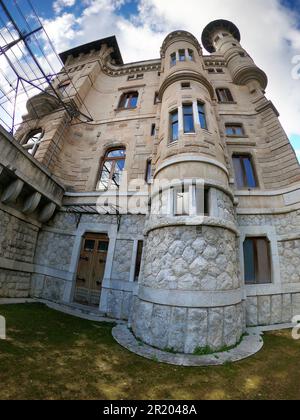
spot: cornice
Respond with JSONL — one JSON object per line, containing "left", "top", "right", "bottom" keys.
{"left": 158, "top": 70, "right": 215, "bottom": 99}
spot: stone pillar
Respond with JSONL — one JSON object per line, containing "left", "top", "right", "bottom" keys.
{"left": 131, "top": 30, "right": 245, "bottom": 354}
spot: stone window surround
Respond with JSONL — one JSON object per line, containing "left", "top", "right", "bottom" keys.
{"left": 239, "top": 225, "right": 281, "bottom": 297}
{"left": 63, "top": 222, "right": 144, "bottom": 312}
{"left": 230, "top": 150, "right": 262, "bottom": 191}
{"left": 150, "top": 179, "right": 234, "bottom": 218}
{"left": 170, "top": 48, "right": 195, "bottom": 67}
{"left": 168, "top": 98, "right": 209, "bottom": 143}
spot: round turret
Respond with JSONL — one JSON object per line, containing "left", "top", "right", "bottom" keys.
{"left": 202, "top": 20, "right": 268, "bottom": 91}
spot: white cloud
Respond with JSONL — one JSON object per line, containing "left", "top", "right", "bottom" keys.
{"left": 5, "top": 0, "right": 300, "bottom": 139}
{"left": 53, "top": 0, "right": 76, "bottom": 14}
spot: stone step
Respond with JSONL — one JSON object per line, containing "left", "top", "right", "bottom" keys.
{"left": 40, "top": 299, "right": 124, "bottom": 324}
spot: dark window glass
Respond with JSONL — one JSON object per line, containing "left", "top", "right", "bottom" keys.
{"left": 188, "top": 49, "right": 194, "bottom": 61}
{"left": 232, "top": 155, "right": 257, "bottom": 188}
{"left": 198, "top": 102, "right": 207, "bottom": 130}
{"left": 134, "top": 241, "right": 144, "bottom": 281}
{"left": 244, "top": 238, "right": 271, "bottom": 284}
{"left": 98, "top": 241, "right": 109, "bottom": 252}
{"left": 119, "top": 92, "right": 138, "bottom": 109}
{"left": 226, "top": 124, "right": 245, "bottom": 136}
{"left": 195, "top": 187, "right": 209, "bottom": 216}
{"left": 84, "top": 240, "right": 95, "bottom": 252}
{"left": 170, "top": 53, "right": 176, "bottom": 67}
{"left": 98, "top": 148, "right": 126, "bottom": 191}
{"left": 183, "top": 104, "right": 195, "bottom": 133}
{"left": 170, "top": 110, "right": 179, "bottom": 142}
{"left": 151, "top": 124, "right": 156, "bottom": 136}
{"left": 145, "top": 159, "right": 152, "bottom": 184}
{"left": 179, "top": 49, "right": 186, "bottom": 61}
{"left": 181, "top": 82, "right": 190, "bottom": 89}
{"left": 216, "top": 88, "right": 234, "bottom": 103}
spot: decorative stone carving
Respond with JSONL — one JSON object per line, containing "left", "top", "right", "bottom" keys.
{"left": 1, "top": 179, "right": 24, "bottom": 204}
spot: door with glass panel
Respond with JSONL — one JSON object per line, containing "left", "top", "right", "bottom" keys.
{"left": 74, "top": 233, "right": 109, "bottom": 307}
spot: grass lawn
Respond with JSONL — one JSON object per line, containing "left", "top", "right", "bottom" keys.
{"left": 0, "top": 303, "right": 299, "bottom": 400}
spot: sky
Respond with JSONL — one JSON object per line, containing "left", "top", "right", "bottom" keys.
{"left": 3, "top": 0, "right": 300, "bottom": 158}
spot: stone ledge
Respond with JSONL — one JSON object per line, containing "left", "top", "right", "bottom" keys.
{"left": 112, "top": 324, "right": 264, "bottom": 366}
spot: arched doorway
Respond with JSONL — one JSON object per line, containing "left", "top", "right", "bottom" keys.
{"left": 74, "top": 233, "right": 109, "bottom": 307}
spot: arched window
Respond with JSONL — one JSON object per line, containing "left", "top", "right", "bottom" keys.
{"left": 216, "top": 88, "right": 234, "bottom": 103}
{"left": 118, "top": 91, "right": 138, "bottom": 109}
{"left": 23, "top": 129, "right": 43, "bottom": 156}
{"left": 97, "top": 148, "right": 126, "bottom": 191}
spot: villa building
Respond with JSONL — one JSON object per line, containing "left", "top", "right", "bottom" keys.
{"left": 1, "top": 20, "right": 300, "bottom": 353}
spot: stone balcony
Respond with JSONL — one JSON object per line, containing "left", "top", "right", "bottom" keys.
{"left": 0, "top": 125, "right": 65, "bottom": 223}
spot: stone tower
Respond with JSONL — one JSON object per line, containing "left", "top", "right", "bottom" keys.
{"left": 131, "top": 27, "right": 244, "bottom": 353}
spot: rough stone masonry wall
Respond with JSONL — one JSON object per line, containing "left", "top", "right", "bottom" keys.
{"left": 32, "top": 211, "right": 146, "bottom": 317}
{"left": 132, "top": 225, "right": 245, "bottom": 353}
{"left": 0, "top": 207, "right": 39, "bottom": 298}
{"left": 238, "top": 210, "right": 300, "bottom": 325}
{"left": 131, "top": 298, "right": 245, "bottom": 353}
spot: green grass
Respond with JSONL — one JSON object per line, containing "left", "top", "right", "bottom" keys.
{"left": 0, "top": 303, "right": 300, "bottom": 400}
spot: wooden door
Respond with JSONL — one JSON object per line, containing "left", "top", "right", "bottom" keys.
{"left": 74, "top": 233, "right": 109, "bottom": 307}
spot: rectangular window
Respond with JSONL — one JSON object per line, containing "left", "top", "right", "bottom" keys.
{"left": 136, "top": 74, "right": 144, "bottom": 79}
{"left": 134, "top": 241, "right": 144, "bottom": 282}
{"left": 170, "top": 53, "right": 176, "bottom": 67}
{"left": 145, "top": 159, "right": 152, "bottom": 183}
{"left": 179, "top": 49, "right": 186, "bottom": 62}
{"left": 154, "top": 91, "right": 160, "bottom": 104}
{"left": 244, "top": 237, "right": 271, "bottom": 284}
{"left": 188, "top": 49, "right": 194, "bottom": 61}
{"left": 151, "top": 124, "right": 156, "bottom": 136}
{"left": 181, "top": 82, "right": 191, "bottom": 89}
{"left": 183, "top": 104, "right": 195, "bottom": 133}
{"left": 174, "top": 185, "right": 189, "bottom": 216}
{"left": 233, "top": 155, "right": 257, "bottom": 188}
{"left": 216, "top": 88, "right": 234, "bottom": 103}
{"left": 198, "top": 102, "right": 207, "bottom": 130}
{"left": 226, "top": 124, "right": 245, "bottom": 136}
{"left": 195, "top": 187, "right": 209, "bottom": 216}
{"left": 170, "top": 110, "right": 179, "bottom": 142}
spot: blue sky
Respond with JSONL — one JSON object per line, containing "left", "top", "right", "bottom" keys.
{"left": 3, "top": 0, "right": 300, "bottom": 157}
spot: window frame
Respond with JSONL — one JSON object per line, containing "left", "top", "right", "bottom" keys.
{"left": 225, "top": 123, "right": 245, "bottom": 137}
{"left": 145, "top": 159, "right": 152, "bottom": 184}
{"left": 183, "top": 103, "right": 195, "bottom": 134}
{"left": 197, "top": 101, "right": 208, "bottom": 130}
{"left": 216, "top": 88, "right": 234, "bottom": 103}
{"left": 118, "top": 91, "right": 139, "bottom": 110}
{"left": 232, "top": 154, "right": 258, "bottom": 189}
{"left": 134, "top": 240, "right": 144, "bottom": 282}
{"left": 178, "top": 49, "right": 186, "bottom": 62}
{"left": 97, "top": 147, "right": 126, "bottom": 191}
{"left": 243, "top": 237, "right": 272, "bottom": 285}
{"left": 187, "top": 49, "right": 194, "bottom": 61}
{"left": 22, "top": 129, "right": 44, "bottom": 157}
{"left": 170, "top": 52, "right": 176, "bottom": 67}
{"left": 151, "top": 123, "right": 156, "bottom": 137}
{"left": 169, "top": 109, "right": 179, "bottom": 143}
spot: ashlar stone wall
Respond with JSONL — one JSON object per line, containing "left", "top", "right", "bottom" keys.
{"left": 0, "top": 208, "right": 39, "bottom": 298}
